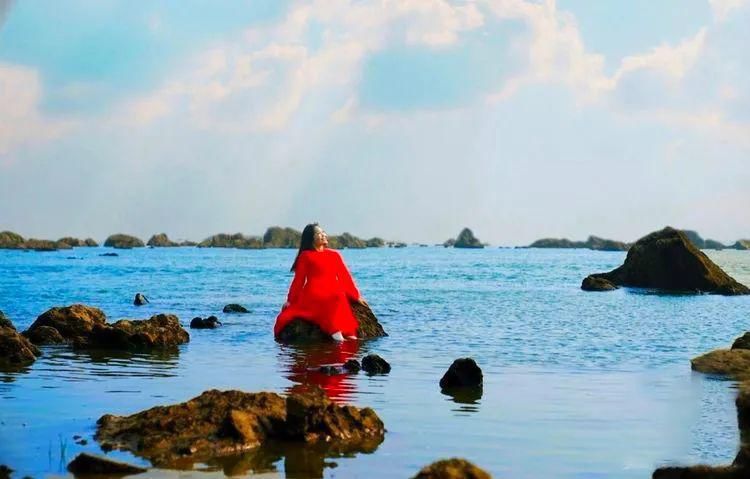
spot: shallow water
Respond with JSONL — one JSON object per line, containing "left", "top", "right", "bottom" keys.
{"left": 1, "top": 247, "right": 749, "bottom": 478}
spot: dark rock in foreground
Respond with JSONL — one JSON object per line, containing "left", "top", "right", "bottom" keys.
{"left": 147, "top": 233, "right": 179, "bottom": 247}
{"left": 361, "top": 354, "right": 391, "bottom": 374}
{"left": 190, "top": 316, "right": 221, "bottom": 329}
{"left": 732, "top": 333, "right": 750, "bottom": 351}
{"left": 67, "top": 452, "right": 147, "bottom": 475}
{"left": 275, "top": 301, "right": 387, "bottom": 343}
{"left": 23, "top": 304, "right": 189, "bottom": 351}
{"left": 586, "top": 227, "right": 749, "bottom": 295}
{"left": 133, "top": 293, "right": 149, "bottom": 306}
{"left": 581, "top": 275, "right": 618, "bottom": 291}
{"left": 104, "top": 234, "right": 145, "bottom": 249}
{"left": 0, "top": 313, "right": 41, "bottom": 366}
{"left": 343, "top": 359, "right": 361, "bottom": 373}
{"left": 0, "top": 465, "right": 13, "bottom": 479}
{"left": 223, "top": 303, "right": 250, "bottom": 314}
{"left": 440, "top": 358, "right": 483, "bottom": 390}
{"left": 96, "top": 387, "right": 384, "bottom": 468}
{"left": 412, "top": 458, "right": 492, "bottom": 479}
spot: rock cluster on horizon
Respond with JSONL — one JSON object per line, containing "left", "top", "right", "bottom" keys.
{"left": 104, "top": 234, "right": 145, "bottom": 249}
{"left": 529, "top": 235, "right": 630, "bottom": 251}
{"left": 0, "top": 231, "right": 98, "bottom": 251}
{"left": 444, "top": 228, "right": 484, "bottom": 248}
{"left": 23, "top": 304, "right": 189, "bottom": 351}
{"left": 95, "top": 387, "right": 384, "bottom": 468}
{"left": 582, "top": 227, "right": 749, "bottom": 295}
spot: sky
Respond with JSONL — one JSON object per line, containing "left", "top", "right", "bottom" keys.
{"left": 0, "top": 0, "right": 748, "bottom": 245}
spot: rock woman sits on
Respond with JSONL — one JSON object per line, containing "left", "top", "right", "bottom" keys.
{"left": 274, "top": 223, "right": 368, "bottom": 341}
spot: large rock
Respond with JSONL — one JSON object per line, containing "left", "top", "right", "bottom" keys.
{"left": 586, "top": 227, "right": 749, "bottom": 295}
{"left": 529, "top": 235, "right": 630, "bottom": 251}
{"left": 0, "top": 231, "right": 25, "bottom": 249}
{"left": 0, "top": 314, "right": 41, "bottom": 366}
{"left": 147, "top": 233, "right": 179, "bottom": 247}
{"left": 57, "top": 237, "right": 98, "bottom": 248}
{"left": 190, "top": 316, "right": 221, "bottom": 329}
{"left": 440, "top": 358, "right": 483, "bottom": 390}
{"left": 731, "top": 240, "right": 750, "bottom": 251}
{"left": 199, "top": 233, "right": 263, "bottom": 249}
{"left": 23, "top": 305, "right": 189, "bottom": 351}
{"left": 365, "top": 237, "right": 385, "bottom": 248}
{"left": 104, "top": 234, "right": 145, "bottom": 249}
{"left": 581, "top": 275, "right": 618, "bottom": 291}
{"left": 453, "top": 228, "right": 484, "bottom": 249}
{"left": 67, "top": 453, "right": 147, "bottom": 475}
{"left": 691, "top": 349, "right": 750, "bottom": 381}
{"left": 275, "top": 301, "right": 387, "bottom": 343}
{"left": 96, "top": 387, "right": 384, "bottom": 468}
{"left": 223, "top": 303, "right": 250, "bottom": 314}
{"left": 412, "top": 458, "right": 492, "bottom": 479}
{"left": 328, "top": 233, "right": 367, "bottom": 249}
{"left": 361, "top": 354, "right": 391, "bottom": 374}
{"left": 262, "top": 227, "right": 301, "bottom": 248}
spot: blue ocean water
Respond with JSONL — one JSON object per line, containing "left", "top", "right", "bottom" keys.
{"left": 1, "top": 246, "right": 749, "bottom": 478}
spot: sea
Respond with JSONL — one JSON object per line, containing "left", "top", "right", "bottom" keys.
{"left": 1, "top": 246, "right": 749, "bottom": 478}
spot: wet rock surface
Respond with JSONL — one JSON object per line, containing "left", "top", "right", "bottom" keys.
{"left": 96, "top": 387, "right": 384, "bottom": 468}
{"left": 23, "top": 305, "right": 189, "bottom": 351}
{"left": 361, "top": 354, "right": 391, "bottom": 374}
{"left": 191, "top": 316, "right": 222, "bottom": 329}
{"left": 343, "top": 359, "right": 361, "bottom": 373}
{"left": 412, "top": 458, "right": 492, "bottom": 479}
{"left": 276, "top": 301, "right": 387, "bottom": 343}
{"left": 67, "top": 452, "right": 147, "bottom": 475}
{"left": 440, "top": 358, "right": 483, "bottom": 390}
{"left": 223, "top": 304, "right": 250, "bottom": 314}
{"left": 0, "top": 314, "right": 41, "bottom": 366}
{"left": 581, "top": 275, "right": 618, "bottom": 291}
{"left": 586, "top": 227, "right": 749, "bottom": 295}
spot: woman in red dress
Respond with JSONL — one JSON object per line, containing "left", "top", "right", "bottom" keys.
{"left": 274, "top": 223, "right": 368, "bottom": 341}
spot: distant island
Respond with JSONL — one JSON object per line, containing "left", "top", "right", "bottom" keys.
{"left": 444, "top": 228, "right": 484, "bottom": 248}
{"left": 527, "top": 230, "right": 749, "bottom": 251}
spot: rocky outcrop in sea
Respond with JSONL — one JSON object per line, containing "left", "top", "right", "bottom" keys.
{"left": 0, "top": 311, "right": 41, "bottom": 366}
{"left": 147, "top": 233, "right": 179, "bottom": 247}
{"left": 412, "top": 458, "right": 492, "bottom": 479}
{"left": 582, "top": 227, "right": 749, "bottom": 295}
{"left": 199, "top": 233, "right": 263, "bottom": 249}
{"left": 529, "top": 235, "right": 630, "bottom": 251}
{"left": 262, "top": 226, "right": 301, "bottom": 248}
{"left": 275, "top": 301, "right": 387, "bottom": 343}
{"left": 444, "top": 228, "right": 484, "bottom": 248}
{"left": 104, "top": 234, "right": 145, "bottom": 249}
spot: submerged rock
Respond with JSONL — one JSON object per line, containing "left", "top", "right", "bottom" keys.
{"left": 581, "top": 275, "right": 618, "bottom": 291}
{"left": 67, "top": 452, "right": 147, "bottom": 475}
{"left": 585, "top": 227, "right": 749, "bottom": 295}
{"left": 100, "top": 252, "right": 119, "bottom": 257}
{"left": 133, "top": 293, "right": 149, "bottom": 306}
{"left": 23, "top": 305, "right": 189, "bottom": 351}
{"left": 361, "top": 354, "right": 391, "bottom": 374}
{"left": 96, "top": 387, "right": 384, "bottom": 468}
{"left": 0, "top": 314, "right": 41, "bottom": 366}
{"left": 190, "top": 316, "right": 221, "bottom": 329}
{"left": 104, "top": 234, "right": 145, "bottom": 249}
{"left": 276, "top": 301, "right": 387, "bottom": 343}
{"left": 412, "top": 458, "right": 492, "bottom": 479}
{"left": 343, "top": 359, "right": 361, "bottom": 373}
{"left": 223, "top": 304, "right": 250, "bottom": 314}
{"left": 147, "top": 233, "right": 179, "bottom": 247}
{"left": 440, "top": 358, "right": 483, "bottom": 390}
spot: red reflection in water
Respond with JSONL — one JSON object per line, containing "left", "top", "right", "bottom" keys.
{"left": 281, "top": 340, "right": 360, "bottom": 404}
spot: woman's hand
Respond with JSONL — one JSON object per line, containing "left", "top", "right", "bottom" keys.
{"left": 282, "top": 301, "right": 290, "bottom": 310}
{"left": 357, "top": 297, "right": 368, "bottom": 307}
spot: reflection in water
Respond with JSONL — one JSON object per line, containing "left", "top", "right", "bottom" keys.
{"left": 33, "top": 346, "right": 180, "bottom": 381}
{"left": 441, "top": 387, "right": 483, "bottom": 414}
{"left": 205, "top": 437, "right": 383, "bottom": 479}
{"left": 277, "top": 341, "right": 360, "bottom": 403}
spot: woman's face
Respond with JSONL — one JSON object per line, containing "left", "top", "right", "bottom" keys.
{"left": 313, "top": 226, "right": 328, "bottom": 248}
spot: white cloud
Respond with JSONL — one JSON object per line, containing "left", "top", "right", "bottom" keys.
{"left": 613, "top": 29, "right": 707, "bottom": 84}
{"left": 709, "top": 0, "right": 749, "bottom": 21}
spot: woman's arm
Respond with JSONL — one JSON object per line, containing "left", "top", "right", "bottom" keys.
{"left": 335, "top": 251, "right": 361, "bottom": 302}
{"left": 286, "top": 254, "right": 307, "bottom": 304}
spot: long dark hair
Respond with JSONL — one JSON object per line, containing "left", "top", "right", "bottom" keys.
{"left": 291, "top": 223, "right": 318, "bottom": 272}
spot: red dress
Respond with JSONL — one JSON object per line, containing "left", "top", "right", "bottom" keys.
{"left": 274, "top": 249, "right": 361, "bottom": 337}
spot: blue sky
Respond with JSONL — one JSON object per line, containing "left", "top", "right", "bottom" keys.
{"left": 0, "top": 0, "right": 748, "bottom": 244}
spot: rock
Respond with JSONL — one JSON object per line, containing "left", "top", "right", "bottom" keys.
{"left": 452, "top": 228, "right": 483, "bottom": 249}
{"left": 262, "top": 227, "right": 301, "bottom": 248}
{"left": 100, "top": 252, "right": 119, "bottom": 257}
{"left": 732, "top": 333, "right": 750, "bottom": 350}
{"left": 223, "top": 304, "right": 250, "bottom": 314}
{"left": 443, "top": 238, "right": 456, "bottom": 248}
{"left": 529, "top": 235, "right": 630, "bottom": 251}
{"left": 581, "top": 275, "right": 619, "bottom": 291}
{"left": 412, "top": 458, "right": 492, "bottom": 479}
{"left": 146, "top": 233, "right": 179, "bottom": 247}
{"left": 67, "top": 452, "right": 147, "bottom": 475}
{"left": 0, "top": 231, "right": 25, "bottom": 249}
{"left": 730, "top": 240, "right": 750, "bottom": 251}
{"left": 328, "top": 233, "right": 367, "bottom": 249}
{"left": 95, "top": 388, "right": 384, "bottom": 468}
{"left": 343, "top": 359, "right": 361, "bottom": 373}
{"left": 440, "top": 358, "right": 483, "bottom": 390}
{"left": 389, "top": 241, "right": 407, "bottom": 248}
{"left": 24, "top": 238, "right": 69, "bottom": 251}
{"left": 691, "top": 349, "right": 750, "bottom": 381}
{"left": 276, "top": 301, "right": 387, "bottom": 343}
{"left": 179, "top": 240, "right": 197, "bottom": 246}
{"left": 703, "top": 239, "right": 726, "bottom": 250}
{"left": 57, "top": 237, "right": 98, "bottom": 248}
{"left": 199, "top": 233, "right": 262, "bottom": 249}
{"left": 0, "top": 465, "right": 12, "bottom": 479}
{"left": 586, "top": 227, "right": 750, "bottom": 295}
{"left": 1, "top": 315, "right": 41, "bottom": 366}
{"left": 318, "top": 365, "right": 341, "bottom": 375}
{"left": 133, "top": 293, "right": 149, "bottom": 306}
{"left": 365, "top": 237, "right": 385, "bottom": 248}
{"left": 190, "top": 316, "right": 221, "bottom": 329}
{"left": 104, "top": 234, "right": 145, "bottom": 249}
{"left": 680, "top": 230, "right": 707, "bottom": 249}
{"left": 361, "top": 354, "right": 391, "bottom": 374}
{"left": 24, "top": 305, "right": 189, "bottom": 351}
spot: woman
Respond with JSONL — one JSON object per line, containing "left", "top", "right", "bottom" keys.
{"left": 274, "top": 223, "right": 367, "bottom": 341}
